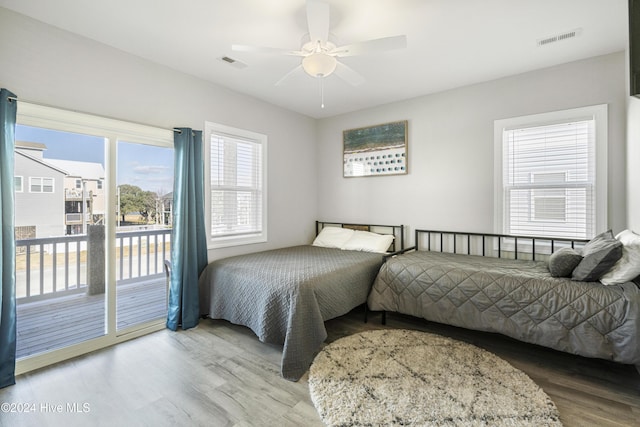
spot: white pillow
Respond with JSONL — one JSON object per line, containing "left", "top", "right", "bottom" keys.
{"left": 341, "top": 230, "right": 394, "bottom": 253}
{"left": 312, "top": 227, "right": 355, "bottom": 249}
{"left": 600, "top": 229, "right": 640, "bottom": 285}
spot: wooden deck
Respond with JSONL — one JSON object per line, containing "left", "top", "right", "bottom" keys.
{"left": 16, "top": 275, "right": 167, "bottom": 359}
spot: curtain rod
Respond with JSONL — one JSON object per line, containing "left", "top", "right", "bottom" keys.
{"left": 6, "top": 96, "right": 184, "bottom": 133}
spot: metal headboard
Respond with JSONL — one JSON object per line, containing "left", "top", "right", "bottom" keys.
{"left": 316, "top": 221, "right": 405, "bottom": 252}
{"left": 414, "top": 229, "right": 589, "bottom": 261}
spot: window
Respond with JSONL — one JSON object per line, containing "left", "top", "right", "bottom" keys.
{"left": 97, "top": 179, "right": 103, "bottom": 190}
{"left": 14, "top": 176, "right": 23, "bottom": 192}
{"left": 29, "top": 177, "right": 54, "bottom": 193}
{"left": 494, "top": 105, "right": 607, "bottom": 240}
{"left": 205, "top": 121, "right": 267, "bottom": 248}
{"left": 75, "top": 179, "right": 82, "bottom": 189}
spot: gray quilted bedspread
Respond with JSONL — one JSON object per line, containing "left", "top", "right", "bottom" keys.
{"left": 368, "top": 251, "right": 640, "bottom": 366}
{"left": 198, "top": 245, "right": 385, "bottom": 380}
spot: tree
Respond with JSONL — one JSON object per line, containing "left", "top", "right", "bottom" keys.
{"left": 138, "top": 190, "right": 157, "bottom": 221}
{"left": 118, "top": 184, "right": 158, "bottom": 223}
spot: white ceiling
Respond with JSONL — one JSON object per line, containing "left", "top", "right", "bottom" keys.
{"left": 0, "top": 0, "right": 628, "bottom": 119}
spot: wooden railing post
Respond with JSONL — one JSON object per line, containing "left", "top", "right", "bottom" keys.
{"left": 87, "top": 225, "right": 105, "bottom": 295}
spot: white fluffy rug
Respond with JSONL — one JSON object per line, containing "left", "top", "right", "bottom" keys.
{"left": 309, "top": 329, "right": 563, "bottom": 426}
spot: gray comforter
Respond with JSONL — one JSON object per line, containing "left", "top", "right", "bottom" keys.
{"left": 368, "top": 251, "right": 640, "bottom": 367}
{"left": 198, "top": 245, "right": 385, "bottom": 380}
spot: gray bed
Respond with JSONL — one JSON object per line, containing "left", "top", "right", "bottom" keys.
{"left": 367, "top": 230, "right": 640, "bottom": 370}
{"left": 198, "top": 222, "right": 404, "bottom": 381}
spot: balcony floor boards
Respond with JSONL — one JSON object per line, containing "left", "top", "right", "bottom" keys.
{"left": 16, "top": 276, "right": 166, "bottom": 358}
{"left": 2, "top": 307, "right": 639, "bottom": 426}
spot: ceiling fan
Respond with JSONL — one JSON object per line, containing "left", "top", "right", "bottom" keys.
{"left": 232, "top": 0, "right": 407, "bottom": 107}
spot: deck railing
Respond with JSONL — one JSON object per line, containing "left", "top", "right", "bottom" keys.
{"left": 15, "top": 226, "right": 172, "bottom": 303}
{"left": 116, "top": 228, "right": 172, "bottom": 284}
{"left": 16, "top": 234, "right": 87, "bottom": 300}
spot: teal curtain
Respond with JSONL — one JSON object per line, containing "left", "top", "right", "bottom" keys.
{"left": 166, "top": 128, "right": 208, "bottom": 330}
{"left": 0, "top": 89, "right": 17, "bottom": 388}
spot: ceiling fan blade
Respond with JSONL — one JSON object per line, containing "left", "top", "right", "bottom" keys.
{"left": 334, "top": 62, "right": 365, "bottom": 86}
{"left": 232, "top": 44, "right": 304, "bottom": 56}
{"left": 306, "top": 0, "right": 330, "bottom": 45}
{"left": 275, "top": 65, "right": 304, "bottom": 86}
{"left": 332, "top": 35, "right": 407, "bottom": 57}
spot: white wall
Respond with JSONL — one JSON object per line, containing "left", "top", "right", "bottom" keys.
{"left": 628, "top": 97, "right": 640, "bottom": 231}
{"left": 627, "top": 20, "right": 640, "bottom": 234}
{"left": 1, "top": 7, "right": 629, "bottom": 251}
{"left": 624, "top": 16, "right": 639, "bottom": 234}
{"left": 0, "top": 7, "right": 317, "bottom": 260}
{"left": 317, "top": 52, "right": 627, "bottom": 244}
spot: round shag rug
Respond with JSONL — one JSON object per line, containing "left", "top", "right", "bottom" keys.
{"left": 309, "top": 329, "right": 563, "bottom": 426}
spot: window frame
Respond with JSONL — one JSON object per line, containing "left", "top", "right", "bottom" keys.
{"left": 29, "top": 176, "right": 55, "bottom": 193}
{"left": 204, "top": 121, "right": 268, "bottom": 249}
{"left": 14, "top": 175, "right": 23, "bottom": 192}
{"left": 493, "top": 104, "right": 608, "bottom": 240}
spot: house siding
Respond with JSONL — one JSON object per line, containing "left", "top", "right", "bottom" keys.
{"left": 14, "top": 153, "right": 65, "bottom": 238}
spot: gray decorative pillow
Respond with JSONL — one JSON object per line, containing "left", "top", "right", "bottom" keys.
{"left": 572, "top": 230, "right": 623, "bottom": 282}
{"left": 548, "top": 247, "right": 583, "bottom": 277}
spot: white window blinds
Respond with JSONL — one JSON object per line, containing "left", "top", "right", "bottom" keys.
{"left": 209, "top": 132, "right": 263, "bottom": 239}
{"left": 502, "top": 119, "right": 596, "bottom": 239}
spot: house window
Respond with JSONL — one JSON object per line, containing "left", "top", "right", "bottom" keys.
{"left": 75, "top": 179, "right": 82, "bottom": 189}
{"left": 205, "top": 121, "right": 267, "bottom": 248}
{"left": 29, "top": 177, "right": 54, "bottom": 193}
{"left": 97, "top": 179, "right": 103, "bottom": 190}
{"left": 14, "top": 176, "right": 23, "bottom": 192}
{"left": 494, "top": 105, "right": 607, "bottom": 240}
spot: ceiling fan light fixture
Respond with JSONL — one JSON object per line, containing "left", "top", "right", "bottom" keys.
{"left": 302, "top": 52, "right": 337, "bottom": 77}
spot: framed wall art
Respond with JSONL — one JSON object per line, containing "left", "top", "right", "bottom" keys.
{"left": 343, "top": 120, "right": 408, "bottom": 177}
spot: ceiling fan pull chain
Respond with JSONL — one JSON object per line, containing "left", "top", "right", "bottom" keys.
{"left": 320, "top": 77, "right": 325, "bottom": 109}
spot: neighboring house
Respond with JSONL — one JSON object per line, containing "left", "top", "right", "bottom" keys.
{"left": 14, "top": 141, "right": 106, "bottom": 237}
{"left": 46, "top": 158, "right": 106, "bottom": 235}
{"left": 14, "top": 142, "right": 66, "bottom": 239}
{"left": 160, "top": 191, "right": 172, "bottom": 226}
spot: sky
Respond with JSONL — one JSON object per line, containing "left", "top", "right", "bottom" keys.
{"left": 16, "top": 125, "right": 174, "bottom": 195}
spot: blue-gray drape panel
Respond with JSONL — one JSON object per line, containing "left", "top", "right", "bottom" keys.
{"left": 0, "top": 89, "right": 17, "bottom": 388}
{"left": 166, "top": 128, "right": 208, "bottom": 330}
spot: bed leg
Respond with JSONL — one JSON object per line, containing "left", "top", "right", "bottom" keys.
{"left": 381, "top": 311, "right": 386, "bottom": 325}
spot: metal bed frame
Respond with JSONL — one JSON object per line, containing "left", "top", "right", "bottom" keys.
{"left": 316, "top": 220, "right": 405, "bottom": 323}
{"left": 316, "top": 220, "right": 405, "bottom": 253}
{"left": 376, "top": 229, "right": 590, "bottom": 324}
{"left": 413, "top": 229, "right": 589, "bottom": 261}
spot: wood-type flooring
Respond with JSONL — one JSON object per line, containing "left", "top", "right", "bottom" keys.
{"left": 1, "top": 306, "right": 638, "bottom": 426}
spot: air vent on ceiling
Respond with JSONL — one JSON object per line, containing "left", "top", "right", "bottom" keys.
{"left": 219, "top": 56, "right": 247, "bottom": 69}
{"left": 537, "top": 28, "right": 582, "bottom": 47}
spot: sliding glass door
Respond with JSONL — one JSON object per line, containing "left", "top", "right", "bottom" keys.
{"left": 14, "top": 125, "right": 107, "bottom": 358}
{"left": 14, "top": 102, "right": 174, "bottom": 373}
{"left": 115, "top": 141, "right": 174, "bottom": 332}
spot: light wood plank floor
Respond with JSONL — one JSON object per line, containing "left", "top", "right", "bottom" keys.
{"left": 1, "top": 306, "right": 638, "bottom": 426}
